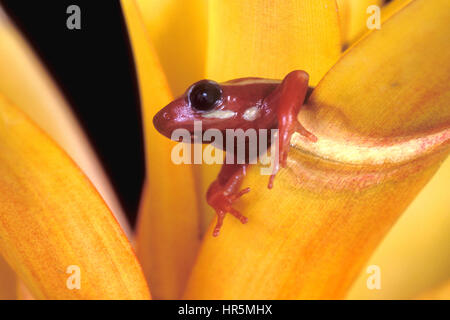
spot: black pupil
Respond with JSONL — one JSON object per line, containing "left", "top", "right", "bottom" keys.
{"left": 189, "top": 81, "right": 221, "bottom": 111}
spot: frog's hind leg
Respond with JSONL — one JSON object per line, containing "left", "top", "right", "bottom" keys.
{"left": 207, "top": 162, "right": 250, "bottom": 237}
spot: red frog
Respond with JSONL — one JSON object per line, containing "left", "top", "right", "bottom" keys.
{"left": 153, "top": 70, "right": 317, "bottom": 236}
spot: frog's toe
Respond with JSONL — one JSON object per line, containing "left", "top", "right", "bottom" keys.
{"left": 229, "top": 207, "right": 248, "bottom": 224}
{"left": 230, "top": 187, "right": 250, "bottom": 201}
{"left": 210, "top": 191, "right": 249, "bottom": 236}
{"left": 296, "top": 122, "right": 317, "bottom": 142}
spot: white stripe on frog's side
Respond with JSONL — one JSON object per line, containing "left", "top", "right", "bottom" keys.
{"left": 242, "top": 106, "right": 261, "bottom": 121}
{"left": 201, "top": 110, "right": 237, "bottom": 119}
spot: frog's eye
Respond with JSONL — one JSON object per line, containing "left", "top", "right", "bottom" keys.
{"left": 187, "top": 80, "right": 222, "bottom": 111}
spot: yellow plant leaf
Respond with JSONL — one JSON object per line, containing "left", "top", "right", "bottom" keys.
{"left": 17, "top": 280, "right": 34, "bottom": 300}
{"left": 0, "top": 7, "right": 130, "bottom": 236}
{"left": 135, "top": 0, "right": 208, "bottom": 96}
{"left": 380, "top": 0, "right": 413, "bottom": 23}
{"left": 195, "top": 0, "right": 343, "bottom": 236}
{"left": 185, "top": 149, "right": 448, "bottom": 299}
{"left": 416, "top": 280, "right": 450, "bottom": 300}
{"left": 132, "top": 0, "right": 212, "bottom": 235}
{"left": 347, "top": 157, "right": 450, "bottom": 299}
{"left": 0, "top": 256, "right": 15, "bottom": 299}
{"left": 207, "top": 0, "right": 341, "bottom": 86}
{"left": 344, "top": 0, "right": 414, "bottom": 50}
{"left": 307, "top": 0, "right": 450, "bottom": 138}
{"left": 121, "top": 0, "right": 201, "bottom": 299}
{"left": 337, "top": 0, "right": 384, "bottom": 46}
{"left": 0, "top": 95, "right": 150, "bottom": 299}
{"left": 183, "top": 0, "right": 450, "bottom": 299}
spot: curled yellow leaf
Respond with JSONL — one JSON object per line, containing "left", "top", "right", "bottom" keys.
{"left": 135, "top": 0, "right": 208, "bottom": 96}
{"left": 121, "top": 0, "right": 201, "bottom": 299}
{"left": 0, "top": 95, "right": 150, "bottom": 299}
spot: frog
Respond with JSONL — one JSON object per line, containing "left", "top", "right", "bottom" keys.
{"left": 153, "top": 70, "right": 317, "bottom": 236}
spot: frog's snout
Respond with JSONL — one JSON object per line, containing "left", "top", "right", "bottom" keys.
{"left": 153, "top": 108, "right": 172, "bottom": 138}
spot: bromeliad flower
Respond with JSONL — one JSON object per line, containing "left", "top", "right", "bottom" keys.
{"left": 0, "top": 0, "right": 449, "bottom": 300}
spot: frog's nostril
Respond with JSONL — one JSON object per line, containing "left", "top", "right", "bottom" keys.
{"left": 153, "top": 109, "right": 174, "bottom": 138}
{"left": 162, "top": 111, "right": 170, "bottom": 120}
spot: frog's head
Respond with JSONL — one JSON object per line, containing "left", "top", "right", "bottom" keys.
{"left": 153, "top": 80, "right": 223, "bottom": 139}
{"left": 153, "top": 78, "right": 278, "bottom": 141}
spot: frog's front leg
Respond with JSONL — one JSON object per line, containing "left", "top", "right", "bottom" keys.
{"left": 207, "top": 162, "right": 250, "bottom": 237}
{"left": 268, "top": 70, "right": 317, "bottom": 189}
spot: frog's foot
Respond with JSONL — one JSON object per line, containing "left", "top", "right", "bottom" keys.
{"left": 268, "top": 121, "right": 317, "bottom": 189}
{"left": 279, "top": 121, "right": 317, "bottom": 167}
{"left": 208, "top": 187, "right": 250, "bottom": 237}
{"left": 295, "top": 122, "right": 318, "bottom": 144}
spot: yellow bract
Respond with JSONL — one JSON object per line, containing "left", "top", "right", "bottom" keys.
{"left": 121, "top": 0, "right": 201, "bottom": 299}
{"left": 337, "top": 0, "right": 384, "bottom": 45}
{"left": 184, "top": 147, "right": 448, "bottom": 299}
{"left": 0, "top": 95, "right": 150, "bottom": 299}
{"left": 416, "top": 280, "right": 450, "bottom": 300}
{"left": 135, "top": 0, "right": 208, "bottom": 96}
{"left": 309, "top": 0, "right": 450, "bottom": 138}
{"left": 380, "top": 0, "right": 413, "bottom": 24}
{"left": 207, "top": 0, "right": 341, "bottom": 86}
{"left": 348, "top": 157, "right": 450, "bottom": 299}
{"left": 0, "top": 255, "right": 15, "bottom": 299}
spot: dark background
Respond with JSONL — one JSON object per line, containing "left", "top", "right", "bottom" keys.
{"left": 0, "top": 0, "right": 144, "bottom": 226}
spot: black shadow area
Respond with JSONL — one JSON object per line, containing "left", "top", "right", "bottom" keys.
{"left": 0, "top": 0, "right": 145, "bottom": 226}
